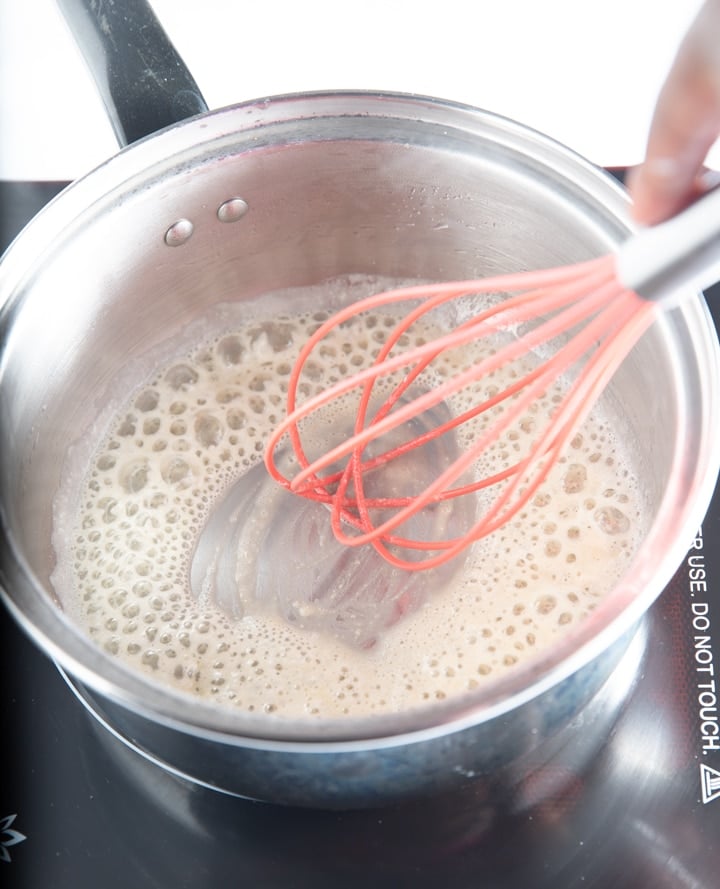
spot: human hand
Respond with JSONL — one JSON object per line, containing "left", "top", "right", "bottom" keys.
{"left": 627, "top": 0, "right": 720, "bottom": 225}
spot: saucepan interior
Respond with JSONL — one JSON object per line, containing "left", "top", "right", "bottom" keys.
{"left": 1, "top": 93, "right": 718, "bottom": 755}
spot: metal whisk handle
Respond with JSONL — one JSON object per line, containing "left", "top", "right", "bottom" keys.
{"left": 616, "top": 186, "right": 720, "bottom": 304}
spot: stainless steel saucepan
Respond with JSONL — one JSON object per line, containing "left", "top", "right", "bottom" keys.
{"left": 1, "top": 0, "right": 718, "bottom": 808}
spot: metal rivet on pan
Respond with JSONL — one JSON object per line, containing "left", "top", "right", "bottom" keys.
{"left": 217, "top": 197, "right": 249, "bottom": 223}
{"left": 164, "top": 218, "right": 194, "bottom": 246}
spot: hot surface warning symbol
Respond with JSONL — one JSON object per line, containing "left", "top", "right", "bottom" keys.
{"left": 700, "top": 763, "right": 720, "bottom": 804}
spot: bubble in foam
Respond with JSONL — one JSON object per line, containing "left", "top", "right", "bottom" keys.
{"left": 594, "top": 505, "right": 631, "bottom": 535}
{"left": 135, "top": 390, "right": 160, "bottom": 412}
{"left": 194, "top": 412, "right": 223, "bottom": 448}
{"left": 166, "top": 364, "right": 199, "bottom": 391}
{"left": 119, "top": 459, "right": 150, "bottom": 494}
{"left": 217, "top": 335, "right": 244, "bottom": 365}
{"left": 562, "top": 464, "right": 587, "bottom": 494}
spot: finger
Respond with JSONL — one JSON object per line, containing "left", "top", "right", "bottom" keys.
{"left": 629, "top": 1, "right": 720, "bottom": 224}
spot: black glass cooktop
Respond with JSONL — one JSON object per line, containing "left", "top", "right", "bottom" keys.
{"left": 2, "top": 178, "right": 720, "bottom": 889}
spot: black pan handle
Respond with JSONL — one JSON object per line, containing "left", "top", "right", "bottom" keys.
{"left": 56, "top": 0, "right": 208, "bottom": 147}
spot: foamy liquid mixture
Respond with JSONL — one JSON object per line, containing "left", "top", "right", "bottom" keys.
{"left": 51, "top": 276, "right": 646, "bottom": 718}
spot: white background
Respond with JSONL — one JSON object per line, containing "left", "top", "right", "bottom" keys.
{"left": 0, "top": 0, "right": 714, "bottom": 182}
